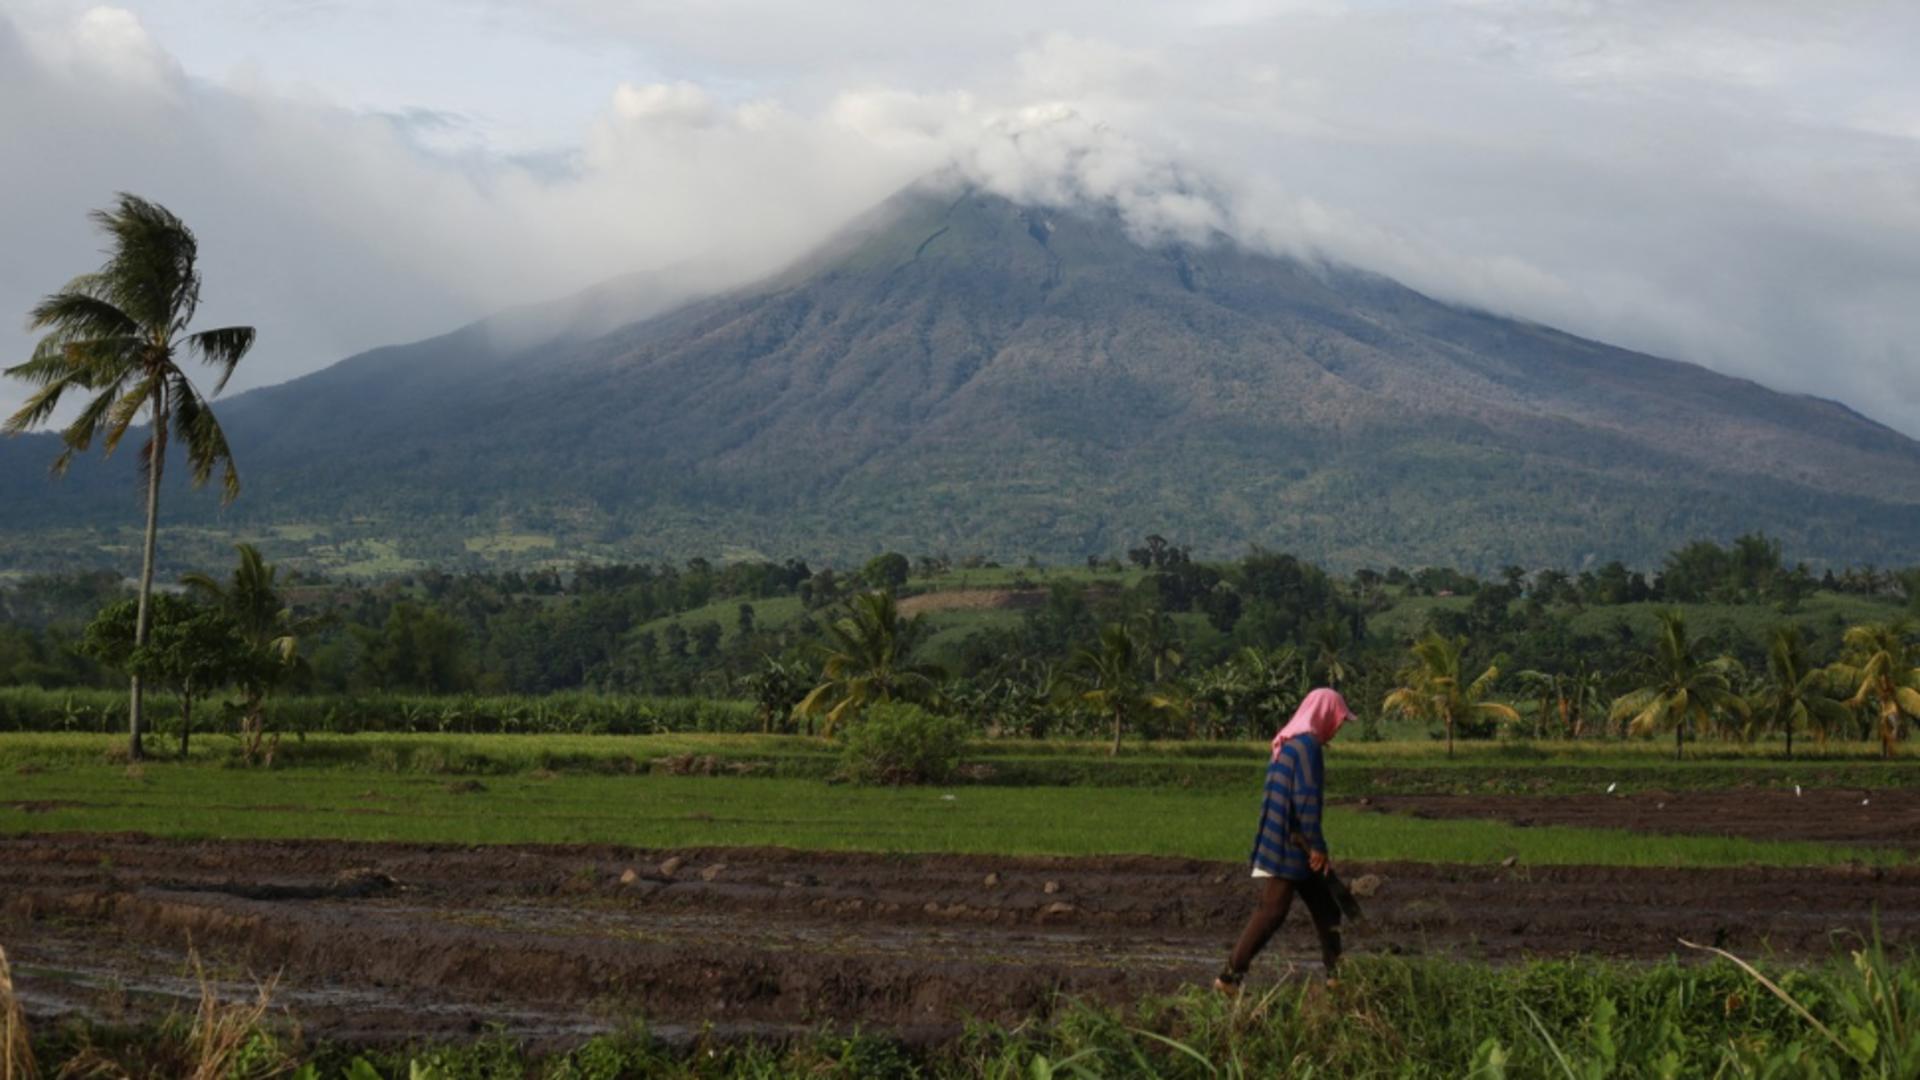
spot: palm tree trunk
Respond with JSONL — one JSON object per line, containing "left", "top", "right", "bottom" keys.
{"left": 179, "top": 685, "right": 192, "bottom": 758}
{"left": 129, "top": 387, "right": 168, "bottom": 762}
{"left": 1446, "top": 714, "right": 1454, "bottom": 759}
{"left": 1675, "top": 720, "right": 1684, "bottom": 761}
{"left": 1785, "top": 720, "right": 1792, "bottom": 761}
{"left": 1111, "top": 706, "right": 1122, "bottom": 757}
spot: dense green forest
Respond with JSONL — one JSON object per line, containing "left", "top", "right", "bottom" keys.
{"left": 5, "top": 532, "right": 1917, "bottom": 751}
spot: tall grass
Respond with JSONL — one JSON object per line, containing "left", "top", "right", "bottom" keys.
{"left": 10, "top": 945, "right": 1920, "bottom": 1077}
{"left": 4, "top": 946, "right": 298, "bottom": 1080}
{"left": 0, "top": 947, "right": 37, "bottom": 1080}
{"left": 954, "top": 940, "right": 1920, "bottom": 1079}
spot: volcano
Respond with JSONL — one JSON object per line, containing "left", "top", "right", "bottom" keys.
{"left": 6, "top": 184, "right": 1919, "bottom": 571}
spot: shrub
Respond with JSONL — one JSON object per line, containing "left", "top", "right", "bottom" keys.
{"left": 838, "top": 702, "right": 968, "bottom": 785}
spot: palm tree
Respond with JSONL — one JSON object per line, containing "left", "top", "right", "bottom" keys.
{"left": 1608, "top": 611, "right": 1749, "bottom": 760}
{"left": 1563, "top": 662, "right": 1608, "bottom": 739}
{"left": 1381, "top": 632, "right": 1518, "bottom": 757}
{"left": 1128, "top": 606, "right": 1185, "bottom": 684}
{"left": 1307, "top": 618, "right": 1353, "bottom": 688}
{"left": 181, "top": 544, "right": 322, "bottom": 758}
{"left": 1065, "top": 622, "right": 1176, "bottom": 756}
{"left": 1827, "top": 621, "right": 1920, "bottom": 759}
{"left": 793, "top": 591, "right": 942, "bottom": 735}
{"left": 4, "top": 195, "right": 255, "bottom": 760}
{"left": 1755, "top": 626, "right": 1848, "bottom": 760}
{"left": 1514, "top": 662, "right": 1607, "bottom": 739}
{"left": 1515, "top": 669, "right": 1561, "bottom": 739}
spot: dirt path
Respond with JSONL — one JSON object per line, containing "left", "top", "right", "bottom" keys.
{"left": 4, "top": 835, "right": 1914, "bottom": 1046}
{"left": 1352, "top": 788, "right": 1920, "bottom": 848}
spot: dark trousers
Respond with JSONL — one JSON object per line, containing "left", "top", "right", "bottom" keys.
{"left": 1226, "top": 874, "right": 1343, "bottom": 977}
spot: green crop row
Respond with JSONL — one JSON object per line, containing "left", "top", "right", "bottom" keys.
{"left": 3, "top": 758, "right": 1907, "bottom": 868}
{"left": 0, "top": 686, "right": 757, "bottom": 736}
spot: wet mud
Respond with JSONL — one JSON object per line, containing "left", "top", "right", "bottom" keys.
{"left": 3, "top": 833, "right": 1914, "bottom": 1046}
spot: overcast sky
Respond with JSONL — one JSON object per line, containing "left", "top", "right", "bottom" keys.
{"left": 3, "top": 0, "right": 1918, "bottom": 435}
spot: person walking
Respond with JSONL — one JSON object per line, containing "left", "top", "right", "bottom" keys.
{"left": 1215, "top": 687, "right": 1352, "bottom": 993}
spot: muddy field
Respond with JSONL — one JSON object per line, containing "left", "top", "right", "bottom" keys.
{"left": 1353, "top": 788, "right": 1920, "bottom": 848}
{"left": 4, "top": 834, "right": 1916, "bottom": 1047}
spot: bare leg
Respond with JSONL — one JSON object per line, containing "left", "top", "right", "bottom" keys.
{"left": 1223, "top": 878, "right": 1296, "bottom": 980}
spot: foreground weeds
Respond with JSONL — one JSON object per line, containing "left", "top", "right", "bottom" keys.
{"left": 2, "top": 947, "right": 39, "bottom": 1080}
{"left": 16, "top": 950, "right": 299, "bottom": 1080}
{"left": 9, "top": 937, "right": 1920, "bottom": 1077}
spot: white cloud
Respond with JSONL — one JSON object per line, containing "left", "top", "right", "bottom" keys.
{"left": 2, "top": 0, "right": 1918, "bottom": 439}
{"left": 610, "top": 81, "right": 717, "bottom": 126}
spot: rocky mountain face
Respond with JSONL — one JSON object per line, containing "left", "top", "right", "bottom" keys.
{"left": 6, "top": 185, "right": 1918, "bottom": 571}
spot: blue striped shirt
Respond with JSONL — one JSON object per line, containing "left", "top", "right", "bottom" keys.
{"left": 1250, "top": 734, "right": 1326, "bottom": 880}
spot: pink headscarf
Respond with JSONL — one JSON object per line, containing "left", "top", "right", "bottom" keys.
{"left": 1271, "top": 688, "right": 1354, "bottom": 761}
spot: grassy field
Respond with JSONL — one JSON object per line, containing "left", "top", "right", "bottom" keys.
{"left": 6, "top": 731, "right": 1917, "bottom": 791}
{"left": 626, "top": 594, "right": 806, "bottom": 651}
{"left": 2, "top": 734, "right": 1910, "bottom": 868}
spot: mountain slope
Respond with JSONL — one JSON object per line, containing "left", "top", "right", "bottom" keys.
{"left": 6, "top": 184, "right": 1919, "bottom": 572}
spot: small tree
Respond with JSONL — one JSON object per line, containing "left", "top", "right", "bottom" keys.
{"left": 1064, "top": 622, "right": 1176, "bottom": 756}
{"left": 1381, "top": 632, "right": 1518, "bottom": 757}
{"left": 1827, "top": 621, "right": 1920, "bottom": 759}
{"left": 1609, "top": 611, "right": 1749, "bottom": 759}
{"left": 1756, "top": 625, "right": 1848, "bottom": 759}
{"left": 1511, "top": 663, "right": 1606, "bottom": 740}
{"left": 1307, "top": 618, "right": 1353, "bottom": 688}
{"left": 1244, "top": 646, "right": 1308, "bottom": 734}
{"left": 862, "top": 553, "right": 911, "bottom": 592}
{"left": 794, "top": 591, "right": 942, "bottom": 735}
{"left": 183, "top": 544, "right": 326, "bottom": 759}
{"left": 1128, "top": 606, "right": 1185, "bottom": 684}
{"left": 739, "top": 654, "right": 809, "bottom": 734}
{"left": 84, "top": 595, "right": 246, "bottom": 756}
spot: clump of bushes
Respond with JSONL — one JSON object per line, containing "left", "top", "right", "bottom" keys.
{"left": 838, "top": 702, "right": 968, "bottom": 785}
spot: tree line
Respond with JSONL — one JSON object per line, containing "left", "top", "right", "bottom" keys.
{"left": 4, "top": 196, "right": 1918, "bottom": 760}
{"left": 3, "top": 532, "right": 1917, "bottom": 760}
